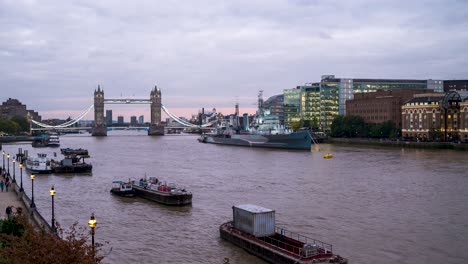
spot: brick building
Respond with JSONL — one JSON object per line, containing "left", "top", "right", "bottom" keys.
{"left": 402, "top": 91, "right": 468, "bottom": 142}
{"left": 345, "top": 89, "right": 432, "bottom": 128}
{"left": 0, "top": 98, "right": 41, "bottom": 121}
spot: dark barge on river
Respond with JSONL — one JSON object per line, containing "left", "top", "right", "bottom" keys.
{"left": 132, "top": 177, "right": 192, "bottom": 206}
{"left": 220, "top": 204, "right": 347, "bottom": 264}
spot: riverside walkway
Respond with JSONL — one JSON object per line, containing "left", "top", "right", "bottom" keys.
{"left": 0, "top": 169, "right": 53, "bottom": 233}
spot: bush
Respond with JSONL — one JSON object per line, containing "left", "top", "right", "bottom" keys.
{"left": 0, "top": 216, "right": 105, "bottom": 264}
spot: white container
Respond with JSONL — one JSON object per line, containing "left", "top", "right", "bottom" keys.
{"left": 233, "top": 204, "right": 275, "bottom": 237}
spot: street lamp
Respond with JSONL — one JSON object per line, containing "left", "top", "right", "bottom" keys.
{"left": 88, "top": 213, "right": 97, "bottom": 256}
{"left": 1, "top": 151, "right": 4, "bottom": 173}
{"left": 50, "top": 186, "right": 56, "bottom": 232}
{"left": 19, "top": 163, "right": 24, "bottom": 192}
{"left": 30, "top": 174, "right": 36, "bottom": 208}
{"left": 6, "top": 153, "right": 10, "bottom": 176}
{"left": 12, "top": 160, "right": 16, "bottom": 183}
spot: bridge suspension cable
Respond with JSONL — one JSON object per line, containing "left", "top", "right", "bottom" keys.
{"left": 31, "top": 105, "right": 94, "bottom": 128}
{"left": 161, "top": 105, "right": 216, "bottom": 127}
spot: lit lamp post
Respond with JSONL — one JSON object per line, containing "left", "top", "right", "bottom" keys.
{"left": 88, "top": 213, "right": 97, "bottom": 256}
{"left": 30, "top": 174, "right": 36, "bottom": 208}
{"left": 19, "top": 163, "right": 24, "bottom": 192}
{"left": 6, "top": 153, "right": 10, "bottom": 176}
{"left": 12, "top": 160, "right": 16, "bottom": 183}
{"left": 1, "top": 151, "right": 4, "bottom": 173}
{"left": 50, "top": 186, "right": 56, "bottom": 232}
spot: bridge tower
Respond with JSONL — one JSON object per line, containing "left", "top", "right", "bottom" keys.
{"left": 148, "top": 85, "right": 164, "bottom": 135}
{"left": 91, "top": 85, "right": 107, "bottom": 136}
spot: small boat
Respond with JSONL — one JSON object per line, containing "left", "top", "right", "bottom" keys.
{"left": 110, "top": 181, "right": 135, "bottom": 197}
{"left": 132, "top": 177, "right": 192, "bottom": 206}
{"left": 220, "top": 204, "right": 347, "bottom": 264}
{"left": 25, "top": 153, "right": 52, "bottom": 174}
{"left": 51, "top": 155, "right": 92, "bottom": 173}
{"left": 47, "top": 134, "right": 60, "bottom": 147}
{"left": 60, "top": 148, "right": 89, "bottom": 156}
{"left": 32, "top": 136, "right": 48, "bottom": 148}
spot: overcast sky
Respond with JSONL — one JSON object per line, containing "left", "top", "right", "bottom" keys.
{"left": 1, "top": 0, "right": 467, "bottom": 120}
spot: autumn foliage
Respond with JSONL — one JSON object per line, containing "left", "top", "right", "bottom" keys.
{"left": 0, "top": 216, "right": 105, "bottom": 264}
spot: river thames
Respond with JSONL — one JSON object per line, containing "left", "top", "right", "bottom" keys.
{"left": 2, "top": 131, "right": 467, "bottom": 264}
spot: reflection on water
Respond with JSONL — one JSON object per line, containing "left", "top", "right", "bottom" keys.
{"left": 2, "top": 131, "right": 468, "bottom": 264}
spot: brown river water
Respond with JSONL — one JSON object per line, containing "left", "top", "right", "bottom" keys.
{"left": 2, "top": 131, "right": 467, "bottom": 264}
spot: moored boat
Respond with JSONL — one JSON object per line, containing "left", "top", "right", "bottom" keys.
{"left": 47, "top": 134, "right": 60, "bottom": 147}
{"left": 200, "top": 130, "right": 313, "bottom": 150}
{"left": 220, "top": 204, "right": 347, "bottom": 264}
{"left": 61, "top": 148, "right": 89, "bottom": 156}
{"left": 51, "top": 155, "right": 92, "bottom": 173}
{"left": 110, "top": 181, "right": 135, "bottom": 197}
{"left": 25, "top": 153, "right": 52, "bottom": 174}
{"left": 132, "top": 177, "right": 192, "bottom": 206}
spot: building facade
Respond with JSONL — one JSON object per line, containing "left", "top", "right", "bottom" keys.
{"left": 401, "top": 91, "right": 468, "bottom": 142}
{"left": 106, "top": 110, "right": 113, "bottom": 125}
{"left": 130, "top": 116, "right": 137, "bottom": 125}
{"left": 346, "top": 89, "right": 433, "bottom": 128}
{"left": 117, "top": 116, "right": 124, "bottom": 124}
{"left": 283, "top": 88, "right": 302, "bottom": 126}
{"left": 444, "top": 80, "right": 468, "bottom": 92}
{"left": 0, "top": 98, "right": 41, "bottom": 122}
{"left": 138, "top": 115, "right": 144, "bottom": 124}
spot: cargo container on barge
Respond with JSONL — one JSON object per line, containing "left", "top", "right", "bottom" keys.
{"left": 220, "top": 204, "right": 347, "bottom": 264}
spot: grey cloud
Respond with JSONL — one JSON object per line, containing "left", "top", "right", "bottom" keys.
{"left": 0, "top": 0, "right": 467, "bottom": 118}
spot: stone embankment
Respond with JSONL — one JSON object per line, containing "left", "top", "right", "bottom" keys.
{"left": 0, "top": 171, "right": 55, "bottom": 234}
{"left": 329, "top": 137, "right": 468, "bottom": 151}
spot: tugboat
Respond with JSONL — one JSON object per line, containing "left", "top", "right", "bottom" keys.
{"left": 60, "top": 148, "right": 89, "bottom": 156}
{"left": 51, "top": 155, "right": 92, "bottom": 173}
{"left": 25, "top": 153, "right": 52, "bottom": 174}
{"left": 110, "top": 181, "right": 135, "bottom": 197}
{"left": 220, "top": 204, "right": 347, "bottom": 264}
{"left": 132, "top": 177, "right": 192, "bottom": 206}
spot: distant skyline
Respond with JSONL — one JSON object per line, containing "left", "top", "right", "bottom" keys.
{"left": 1, "top": 0, "right": 467, "bottom": 120}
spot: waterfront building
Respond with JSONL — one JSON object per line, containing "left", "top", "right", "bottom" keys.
{"left": 401, "top": 90, "right": 468, "bottom": 142}
{"left": 106, "top": 110, "right": 113, "bottom": 125}
{"left": 0, "top": 98, "right": 41, "bottom": 122}
{"left": 138, "top": 115, "right": 144, "bottom": 124}
{"left": 117, "top": 116, "right": 124, "bottom": 124}
{"left": 283, "top": 75, "right": 444, "bottom": 130}
{"left": 263, "top": 94, "right": 284, "bottom": 125}
{"left": 130, "top": 116, "right": 137, "bottom": 126}
{"left": 283, "top": 88, "right": 301, "bottom": 126}
{"left": 444, "top": 80, "right": 468, "bottom": 92}
{"left": 346, "top": 89, "right": 433, "bottom": 129}
{"left": 243, "top": 113, "right": 249, "bottom": 130}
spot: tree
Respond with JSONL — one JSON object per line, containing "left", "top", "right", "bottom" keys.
{"left": 0, "top": 216, "right": 105, "bottom": 264}
{"left": 0, "top": 118, "right": 20, "bottom": 135}
{"left": 10, "top": 116, "right": 30, "bottom": 132}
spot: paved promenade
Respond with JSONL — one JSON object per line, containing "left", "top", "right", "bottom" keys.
{"left": 0, "top": 185, "right": 25, "bottom": 219}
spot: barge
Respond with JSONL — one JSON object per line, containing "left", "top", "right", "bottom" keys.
{"left": 220, "top": 204, "right": 347, "bottom": 264}
{"left": 132, "top": 177, "right": 192, "bottom": 206}
{"left": 61, "top": 148, "right": 89, "bottom": 156}
{"left": 51, "top": 155, "right": 92, "bottom": 173}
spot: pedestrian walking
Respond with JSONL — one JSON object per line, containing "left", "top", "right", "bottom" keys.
{"left": 5, "top": 206, "right": 12, "bottom": 219}
{"left": 0, "top": 180, "right": 4, "bottom": 192}
{"left": 5, "top": 181, "right": 10, "bottom": 192}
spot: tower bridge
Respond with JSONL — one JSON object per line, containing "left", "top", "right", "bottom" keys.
{"left": 31, "top": 85, "right": 216, "bottom": 136}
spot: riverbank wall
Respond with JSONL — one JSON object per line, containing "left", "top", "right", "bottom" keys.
{"left": 329, "top": 138, "right": 468, "bottom": 151}
{"left": 4, "top": 173, "right": 56, "bottom": 235}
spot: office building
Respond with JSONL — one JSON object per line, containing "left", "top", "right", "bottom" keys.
{"left": 444, "top": 80, "right": 468, "bottom": 92}
{"left": 263, "top": 94, "right": 284, "bottom": 125}
{"left": 106, "top": 110, "right": 113, "bottom": 125}
{"left": 138, "top": 115, "right": 144, "bottom": 124}
{"left": 117, "top": 116, "right": 124, "bottom": 124}
{"left": 130, "top": 116, "right": 137, "bottom": 125}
